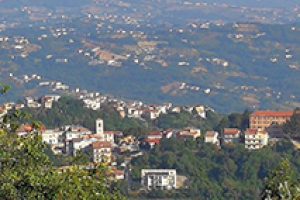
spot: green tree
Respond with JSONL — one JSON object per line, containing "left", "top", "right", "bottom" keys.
{"left": 0, "top": 87, "right": 125, "bottom": 200}
{"left": 261, "top": 160, "right": 299, "bottom": 200}
{"left": 283, "top": 108, "right": 300, "bottom": 137}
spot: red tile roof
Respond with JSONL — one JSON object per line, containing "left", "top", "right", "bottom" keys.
{"left": 251, "top": 111, "right": 293, "bottom": 118}
{"left": 92, "top": 141, "right": 112, "bottom": 149}
{"left": 223, "top": 128, "right": 240, "bottom": 135}
{"left": 144, "top": 138, "right": 161, "bottom": 145}
{"left": 244, "top": 128, "right": 258, "bottom": 135}
{"left": 17, "top": 124, "right": 33, "bottom": 133}
{"left": 148, "top": 131, "right": 162, "bottom": 136}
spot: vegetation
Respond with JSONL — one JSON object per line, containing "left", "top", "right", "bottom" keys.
{"left": 155, "top": 110, "right": 222, "bottom": 132}
{"left": 130, "top": 138, "right": 300, "bottom": 200}
{"left": 284, "top": 108, "right": 300, "bottom": 137}
{"left": 261, "top": 160, "right": 300, "bottom": 200}
{"left": 0, "top": 88, "right": 125, "bottom": 200}
{"left": 23, "top": 96, "right": 151, "bottom": 137}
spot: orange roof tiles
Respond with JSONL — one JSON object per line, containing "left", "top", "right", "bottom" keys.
{"left": 17, "top": 124, "right": 33, "bottom": 132}
{"left": 144, "top": 138, "right": 161, "bottom": 145}
{"left": 223, "top": 128, "right": 240, "bottom": 135}
{"left": 244, "top": 129, "right": 258, "bottom": 135}
{"left": 251, "top": 111, "right": 293, "bottom": 118}
{"left": 92, "top": 141, "right": 112, "bottom": 149}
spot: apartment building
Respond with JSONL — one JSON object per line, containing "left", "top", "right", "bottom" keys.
{"left": 250, "top": 111, "right": 293, "bottom": 130}
{"left": 141, "top": 169, "right": 176, "bottom": 190}
{"left": 244, "top": 128, "right": 269, "bottom": 150}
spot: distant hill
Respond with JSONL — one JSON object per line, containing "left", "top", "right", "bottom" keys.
{"left": 208, "top": 0, "right": 299, "bottom": 9}
{"left": 0, "top": 0, "right": 91, "bottom": 8}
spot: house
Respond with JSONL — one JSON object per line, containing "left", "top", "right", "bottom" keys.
{"left": 42, "top": 129, "right": 64, "bottom": 147}
{"left": 127, "top": 107, "right": 142, "bottom": 118}
{"left": 143, "top": 131, "right": 163, "bottom": 148}
{"left": 244, "top": 128, "right": 269, "bottom": 150}
{"left": 47, "top": 131, "right": 63, "bottom": 146}
{"left": 110, "top": 168, "right": 125, "bottom": 180}
{"left": 205, "top": 131, "right": 219, "bottom": 146}
{"left": 91, "top": 141, "right": 112, "bottom": 163}
{"left": 16, "top": 124, "right": 34, "bottom": 137}
{"left": 25, "top": 97, "right": 41, "bottom": 108}
{"left": 63, "top": 126, "right": 93, "bottom": 155}
{"left": 144, "top": 138, "right": 161, "bottom": 148}
{"left": 223, "top": 128, "right": 241, "bottom": 143}
{"left": 171, "top": 107, "right": 181, "bottom": 113}
{"left": 250, "top": 111, "right": 293, "bottom": 130}
{"left": 64, "top": 125, "right": 92, "bottom": 141}
{"left": 102, "top": 131, "right": 116, "bottom": 144}
{"left": 194, "top": 105, "right": 206, "bottom": 118}
{"left": 141, "top": 169, "right": 177, "bottom": 190}
{"left": 144, "top": 109, "right": 161, "bottom": 120}
{"left": 116, "top": 106, "right": 126, "bottom": 118}
{"left": 163, "top": 129, "right": 175, "bottom": 139}
{"left": 42, "top": 97, "right": 54, "bottom": 109}
{"left": 147, "top": 131, "right": 163, "bottom": 140}
{"left": 0, "top": 107, "right": 7, "bottom": 119}
{"left": 177, "top": 128, "right": 201, "bottom": 140}
{"left": 70, "top": 135, "right": 102, "bottom": 156}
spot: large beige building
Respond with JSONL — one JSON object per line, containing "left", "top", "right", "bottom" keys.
{"left": 250, "top": 111, "right": 293, "bottom": 130}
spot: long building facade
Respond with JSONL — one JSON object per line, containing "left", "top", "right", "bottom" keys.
{"left": 249, "top": 111, "right": 293, "bottom": 130}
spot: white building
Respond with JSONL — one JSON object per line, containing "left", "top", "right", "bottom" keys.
{"left": 70, "top": 136, "right": 101, "bottom": 156}
{"left": 127, "top": 107, "right": 142, "bottom": 118}
{"left": 41, "top": 129, "right": 64, "bottom": 154}
{"left": 205, "top": 131, "right": 219, "bottom": 146}
{"left": 63, "top": 126, "right": 93, "bottom": 155}
{"left": 91, "top": 141, "right": 112, "bottom": 163}
{"left": 83, "top": 99, "right": 101, "bottom": 110}
{"left": 42, "top": 129, "right": 64, "bottom": 146}
{"left": 141, "top": 169, "right": 177, "bottom": 190}
{"left": 244, "top": 129, "right": 269, "bottom": 150}
{"left": 194, "top": 105, "right": 206, "bottom": 118}
{"left": 25, "top": 97, "right": 41, "bottom": 108}
{"left": 102, "top": 131, "right": 115, "bottom": 144}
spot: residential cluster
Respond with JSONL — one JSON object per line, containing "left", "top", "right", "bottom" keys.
{"left": 205, "top": 110, "right": 293, "bottom": 150}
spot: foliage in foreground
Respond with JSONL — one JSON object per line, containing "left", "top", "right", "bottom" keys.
{"left": 0, "top": 131, "right": 125, "bottom": 200}
{"left": 130, "top": 138, "right": 300, "bottom": 200}
{"left": 0, "top": 84, "right": 124, "bottom": 199}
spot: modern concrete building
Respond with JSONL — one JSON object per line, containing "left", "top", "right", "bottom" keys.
{"left": 141, "top": 169, "right": 177, "bottom": 190}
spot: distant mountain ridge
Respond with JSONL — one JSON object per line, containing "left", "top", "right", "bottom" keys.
{"left": 1, "top": 0, "right": 299, "bottom": 9}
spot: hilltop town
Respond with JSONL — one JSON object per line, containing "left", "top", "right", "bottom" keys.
{"left": 1, "top": 1, "right": 300, "bottom": 199}
{"left": 1, "top": 87, "right": 300, "bottom": 198}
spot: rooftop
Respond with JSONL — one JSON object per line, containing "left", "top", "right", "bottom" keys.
{"left": 251, "top": 111, "right": 293, "bottom": 118}
{"left": 224, "top": 128, "right": 241, "bottom": 135}
{"left": 92, "top": 141, "right": 112, "bottom": 149}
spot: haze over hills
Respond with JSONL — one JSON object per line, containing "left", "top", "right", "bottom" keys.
{"left": 1, "top": 0, "right": 300, "bottom": 112}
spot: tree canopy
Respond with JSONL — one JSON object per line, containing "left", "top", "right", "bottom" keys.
{"left": 0, "top": 88, "right": 125, "bottom": 200}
